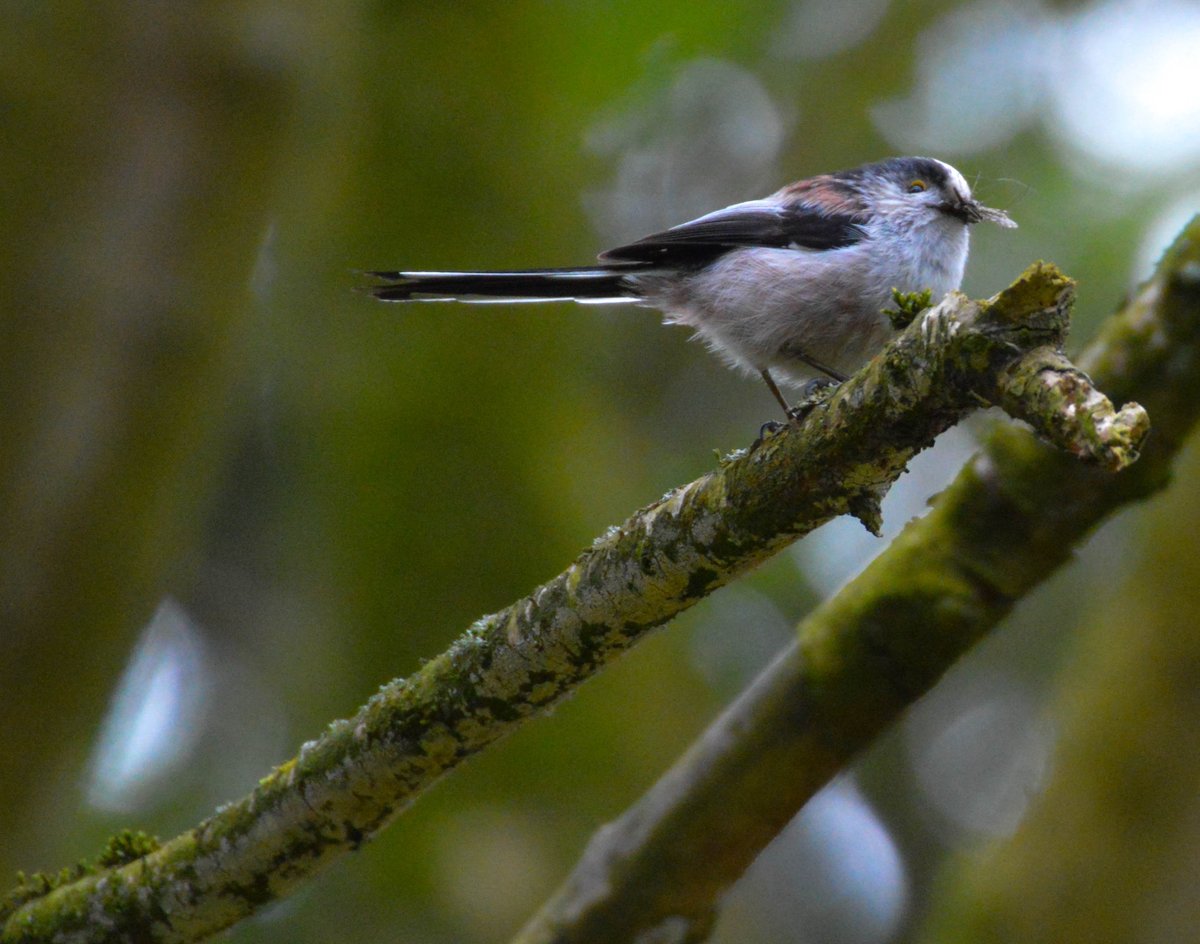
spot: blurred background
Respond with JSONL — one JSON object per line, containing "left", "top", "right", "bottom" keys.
{"left": 3, "top": 1, "right": 1199, "bottom": 942}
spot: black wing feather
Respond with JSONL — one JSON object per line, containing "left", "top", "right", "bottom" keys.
{"left": 599, "top": 202, "right": 867, "bottom": 265}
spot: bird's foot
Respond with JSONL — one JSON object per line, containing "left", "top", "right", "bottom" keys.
{"left": 752, "top": 377, "right": 842, "bottom": 448}
{"left": 750, "top": 420, "right": 786, "bottom": 451}
{"left": 786, "top": 377, "right": 840, "bottom": 422}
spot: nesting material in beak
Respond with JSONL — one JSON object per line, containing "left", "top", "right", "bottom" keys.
{"left": 972, "top": 202, "right": 1018, "bottom": 228}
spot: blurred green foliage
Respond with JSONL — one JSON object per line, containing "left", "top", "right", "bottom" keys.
{"left": 2, "top": 2, "right": 1198, "bottom": 942}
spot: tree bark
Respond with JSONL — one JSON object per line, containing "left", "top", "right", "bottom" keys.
{"left": 1, "top": 260, "right": 1153, "bottom": 943}
{"left": 509, "top": 219, "right": 1200, "bottom": 944}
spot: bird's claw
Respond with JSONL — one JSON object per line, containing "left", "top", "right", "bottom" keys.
{"left": 750, "top": 420, "right": 786, "bottom": 451}
{"left": 784, "top": 377, "right": 841, "bottom": 422}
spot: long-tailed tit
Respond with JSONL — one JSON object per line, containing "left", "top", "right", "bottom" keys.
{"left": 368, "top": 156, "right": 1015, "bottom": 416}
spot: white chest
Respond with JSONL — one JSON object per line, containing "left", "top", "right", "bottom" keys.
{"left": 870, "top": 218, "right": 970, "bottom": 299}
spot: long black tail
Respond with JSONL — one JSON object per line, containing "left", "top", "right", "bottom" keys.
{"left": 367, "top": 267, "right": 640, "bottom": 303}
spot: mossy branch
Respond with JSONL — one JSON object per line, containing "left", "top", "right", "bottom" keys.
{"left": 0, "top": 263, "right": 1147, "bottom": 943}
{"left": 509, "top": 218, "right": 1200, "bottom": 944}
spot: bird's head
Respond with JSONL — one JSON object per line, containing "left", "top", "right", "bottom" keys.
{"left": 849, "top": 157, "right": 1017, "bottom": 230}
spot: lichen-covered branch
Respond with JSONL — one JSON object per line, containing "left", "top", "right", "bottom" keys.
{"left": 509, "top": 219, "right": 1200, "bottom": 944}
{"left": 915, "top": 223, "right": 1200, "bottom": 944}
{"left": 1, "top": 263, "right": 1140, "bottom": 943}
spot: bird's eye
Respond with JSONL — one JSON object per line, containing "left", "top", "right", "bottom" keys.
{"left": 907, "top": 180, "right": 928, "bottom": 194}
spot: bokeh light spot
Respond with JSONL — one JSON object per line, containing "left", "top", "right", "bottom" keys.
{"left": 87, "top": 598, "right": 210, "bottom": 812}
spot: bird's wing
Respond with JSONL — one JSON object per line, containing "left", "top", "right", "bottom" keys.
{"left": 598, "top": 198, "right": 868, "bottom": 265}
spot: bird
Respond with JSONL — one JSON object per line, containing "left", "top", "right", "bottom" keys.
{"left": 367, "top": 156, "right": 1016, "bottom": 417}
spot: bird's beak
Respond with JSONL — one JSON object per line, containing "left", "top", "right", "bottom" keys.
{"left": 941, "top": 196, "right": 1017, "bottom": 228}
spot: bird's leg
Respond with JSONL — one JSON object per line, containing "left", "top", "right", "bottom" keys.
{"left": 782, "top": 349, "right": 848, "bottom": 384}
{"left": 760, "top": 369, "right": 793, "bottom": 419}
{"left": 762, "top": 354, "right": 848, "bottom": 427}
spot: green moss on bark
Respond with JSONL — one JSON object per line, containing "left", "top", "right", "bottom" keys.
{"left": 4, "top": 260, "right": 1149, "bottom": 944}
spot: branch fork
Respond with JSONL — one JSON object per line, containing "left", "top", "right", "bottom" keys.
{"left": 2, "top": 261, "right": 1152, "bottom": 944}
